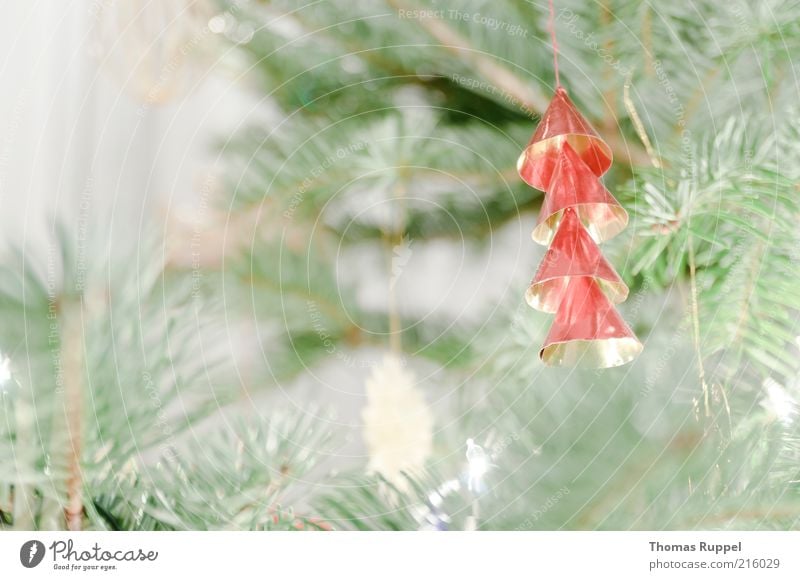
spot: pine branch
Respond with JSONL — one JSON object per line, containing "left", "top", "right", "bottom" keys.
{"left": 389, "top": 0, "right": 650, "bottom": 166}
{"left": 620, "top": 116, "right": 800, "bottom": 387}
{"left": 386, "top": 0, "right": 548, "bottom": 110}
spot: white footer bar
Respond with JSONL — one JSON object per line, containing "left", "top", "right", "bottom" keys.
{"left": 1, "top": 531, "right": 798, "bottom": 579}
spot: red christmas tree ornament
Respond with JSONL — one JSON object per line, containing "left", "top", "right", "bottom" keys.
{"left": 526, "top": 207, "right": 628, "bottom": 313}
{"left": 517, "top": 86, "right": 612, "bottom": 192}
{"left": 532, "top": 142, "right": 628, "bottom": 245}
{"left": 519, "top": 87, "right": 642, "bottom": 368}
{"left": 539, "top": 276, "right": 641, "bottom": 368}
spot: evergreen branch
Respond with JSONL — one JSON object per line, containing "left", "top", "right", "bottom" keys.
{"left": 620, "top": 116, "right": 800, "bottom": 387}
{"left": 116, "top": 410, "right": 338, "bottom": 531}
{"left": 386, "top": 0, "right": 548, "bottom": 112}
{"left": 387, "top": 0, "right": 651, "bottom": 165}
{"left": 316, "top": 470, "right": 470, "bottom": 531}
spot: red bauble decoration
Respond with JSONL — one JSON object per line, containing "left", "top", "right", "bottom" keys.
{"left": 519, "top": 86, "right": 642, "bottom": 368}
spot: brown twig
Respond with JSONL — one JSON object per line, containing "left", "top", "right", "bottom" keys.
{"left": 624, "top": 73, "right": 663, "bottom": 168}
{"left": 62, "top": 302, "right": 85, "bottom": 531}
{"left": 686, "top": 233, "right": 710, "bottom": 419}
{"left": 386, "top": 175, "right": 408, "bottom": 354}
{"left": 599, "top": 0, "right": 616, "bottom": 121}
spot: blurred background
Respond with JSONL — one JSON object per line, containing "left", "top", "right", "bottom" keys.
{"left": 1, "top": 0, "right": 799, "bottom": 531}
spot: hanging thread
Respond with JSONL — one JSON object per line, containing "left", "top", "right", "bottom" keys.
{"left": 548, "top": 0, "right": 561, "bottom": 87}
